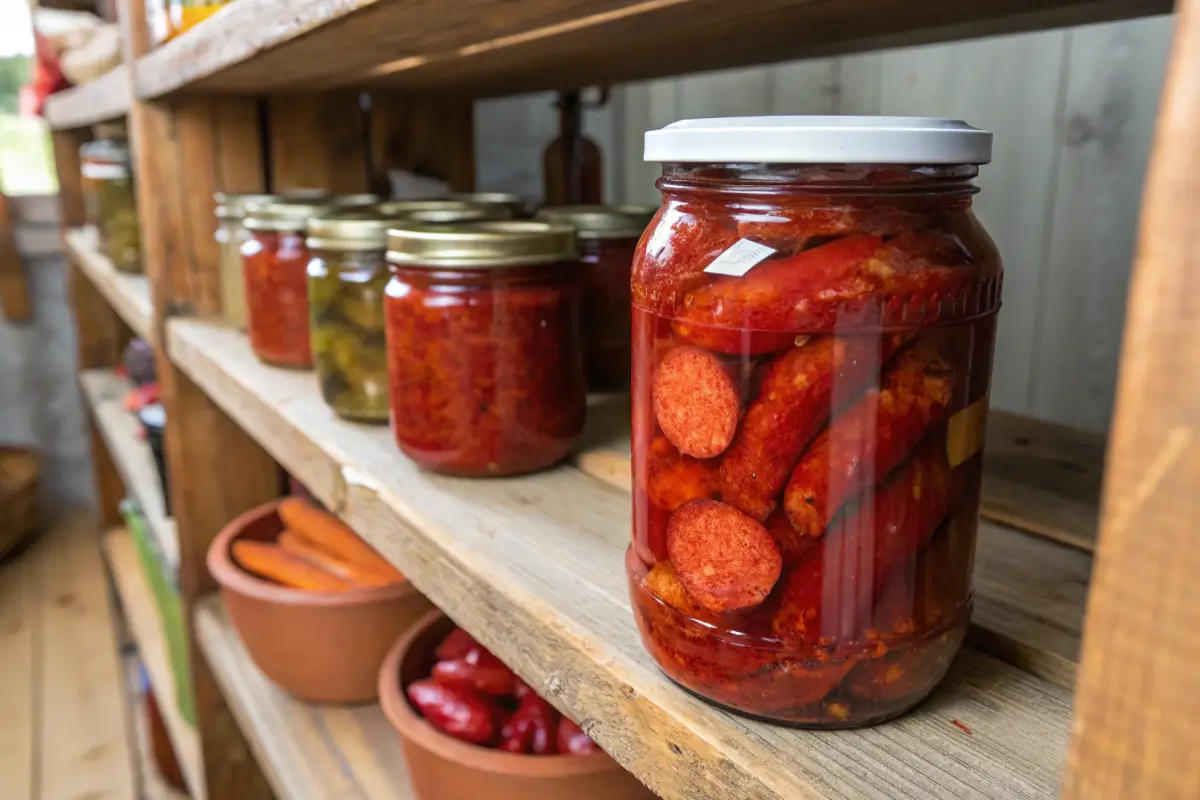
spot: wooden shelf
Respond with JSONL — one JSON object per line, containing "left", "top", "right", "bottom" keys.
{"left": 44, "top": 66, "right": 131, "bottom": 131}
{"left": 194, "top": 597, "right": 413, "bottom": 800}
{"left": 168, "top": 317, "right": 1074, "bottom": 800}
{"left": 66, "top": 227, "right": 154, "bottom": 344}
{"left": 134, "top": 0, "right": 1171, "bottom": 99}
{"left": 81, "top": 369, "right": 179, "bottom": 573}
{"left": 102, "top": 528, "right": 203, "bottom": 800}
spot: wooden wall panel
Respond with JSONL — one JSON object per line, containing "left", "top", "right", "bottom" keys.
{"left": 268, "top": 93, "right": 369, "bottom": 193}
{"left": 1030, "top": 16, "right": 1174, "bottom": 432}
{"left": 370, "top": 94, "right": 476, "bottom": 193}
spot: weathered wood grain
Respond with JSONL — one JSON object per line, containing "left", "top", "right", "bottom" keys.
{"left": 65, "top": 226, "right": 154, "bottom": 344}
{"left": 134, "top": 0, "right": 1171, "bottom": 99}
{"left": 169, "top": 317, "right": 1073, "bottom": 800}
{"left": 43, "top": 65, "right": 132, "bottom": 131}
{"left": 195, "top": 598, "right": 415, "bottom": 800}
{"left": 1064, "top": 1, "right": 1200, "bottom": 797}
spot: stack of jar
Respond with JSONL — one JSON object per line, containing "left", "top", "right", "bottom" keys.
{"left": 80, "top": 123, "right": 141, "bottom": 274}
{"left": 220, "top": 193, "right": 655, "bottom": 474}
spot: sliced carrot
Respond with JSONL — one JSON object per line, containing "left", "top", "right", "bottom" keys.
{"left": 277, "top": 498, "right": 405, "bottom": 583}
{"left": 277, "top": 530, "right": 397, "bottom": 588}
{"left": 231, "top": 540, "right": 351, "bottom": 592}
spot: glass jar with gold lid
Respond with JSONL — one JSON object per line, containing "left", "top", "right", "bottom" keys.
{"left": 215, "top": 192, "right": 276, "bottom": 329}
{"left": 446, "top": 192, "right": 526, "bottom": 219}
{"left": 536, "top": 205, "right": 656, "bottom": 392}
{"left": 306, "top": 209, "right": 400, "bottom": 424}
{"left": 384, "top": 220, "right": 585, "bottom": 475}
{"left": 81, "top": 124, "right": 142, "bottom": 274}
{"left": 242, "top": 197, "right": 342, "bottom": 367}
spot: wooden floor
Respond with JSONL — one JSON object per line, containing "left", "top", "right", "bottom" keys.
{"left": 0, "top": 512, "right": 185, "bottom": 800}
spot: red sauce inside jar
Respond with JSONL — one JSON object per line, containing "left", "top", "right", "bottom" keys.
{"left": 384, "top": 221, "right": 586, "bottom": 476}
{"left": 628, "top": 154, "right": 1001, "bottom": 728}
{"left": 242, "top": 228, "right": 313, "bottom": 368}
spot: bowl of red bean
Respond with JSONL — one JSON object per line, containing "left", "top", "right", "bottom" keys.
{"left": 378, "top": 610, "right": 655, "bottom": 800}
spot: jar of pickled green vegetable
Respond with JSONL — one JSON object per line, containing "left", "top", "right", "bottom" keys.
{"left": 307, "top": 209, "right": 396, "bottom": 423}
{"left": 81, "top": 126, "right": 142, "bottom": 274}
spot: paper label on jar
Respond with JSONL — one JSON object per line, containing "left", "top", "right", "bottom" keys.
{"left": 703, "top": 239, "right": 777, "bottom": 277}
{"left": 946, "top": 395, "right": 989, "bottom": 468}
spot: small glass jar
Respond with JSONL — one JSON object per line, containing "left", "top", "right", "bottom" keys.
{"left": 629, "top": 117, "right": 1002, "bottom": 728}
{"left": 80, "top": 127, "right": 142, "bottom": 274}
{"left": 536, "top": 205, "right": 656, "bottom": 392}
{"left": 385, "top": 221, "right": 585, "bottom": 476}
{"left": 306, "top": 209, "right": 397, "bottom": 424}
{"left": 215, "top": 192, "right": 276, "bottom": 330}
{"left": 242, "top": 198, "right": 339, "bottom": 368}
{"left": 446, "top": 192, "right": 525, "bottom": 219}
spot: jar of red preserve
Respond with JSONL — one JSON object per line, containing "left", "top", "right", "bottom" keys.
{"left": 536, "top": 205, "right": 657, "bottom": 392}
{"left": 242, "top": 198, "right": 341, "bottom": 368}
{"left": 628, "top": 116, "right": 1002, "bottom": 727}
{"left": 385, "top": 221, "right": 586, "bottom": 476}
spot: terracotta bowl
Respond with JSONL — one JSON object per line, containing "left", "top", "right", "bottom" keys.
{"left": 379, "top": 610, "right": 656, "bottom": 800}
{"left": 208, "top": 499, "right": 434, "bottom": 703}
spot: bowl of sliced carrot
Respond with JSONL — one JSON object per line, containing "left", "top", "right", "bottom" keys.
{"left": 208, "top": 497, "right": 434, "bottom": 703}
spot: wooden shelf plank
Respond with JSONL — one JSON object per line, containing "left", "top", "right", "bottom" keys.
{"left": 195, "top": 597, "right": 413, "bottom": 800}
{"left": 135, "top": 0, "right": 1171, "bottom": 99}
{"left": 103, "top": 527, "right": 204, "bottom": 800}
{"left": 66, "top": 226, "right": 154, "bottom": 344}
{"left": 574, "top": 397, "right": 1101, "bottom": 553}
{"left": 81, "top": 368, "right": 180, "bottom": 573}
{"left": 169, "top": 317, "right": 1073, "bottom": 800}
{"left": 44, "top": 65, "right": 131, "bottom": 131}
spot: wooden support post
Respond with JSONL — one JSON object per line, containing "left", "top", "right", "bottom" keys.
{"left": 1065, "top": 1, "right": 1200, "bottom": 797}
{"left": 128, "top": 87, "right": 279, "bottom": 800}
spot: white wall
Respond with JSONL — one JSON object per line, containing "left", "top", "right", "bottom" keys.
{"left": 475, "top": 15, "right": 1174, "bottom": 435}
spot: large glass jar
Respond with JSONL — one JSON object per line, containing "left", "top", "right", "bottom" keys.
{"left": 242, "top": 198, "right": 340, "bottom": 368}
{"left": 627, "top": 117, "right": 1002, "bottom": 728}
{"left": 536, "top": 205, "right": 656, "bottom": 392}
{"left": 80, "top": 128, "right": 142, "bottom": 274}
{"left": 385, "top": 221, "right": 585, "bottom": 476}
{"left": 216, "top": 192, "right": 275, "bottom": 330}
{"left": 306, "top": 209, "right": 398, "bottom": 424}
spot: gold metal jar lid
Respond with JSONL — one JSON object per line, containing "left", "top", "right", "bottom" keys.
{"left": 244, "top": 197, "right": 342, "bottom": 232}
{"left": 215, "top": 192, "right": 278, "bottom": 220}
{"left": 446, "top": 192, "right": 524, "bottom": 218}
{"left": 535, "top": 204, "right": 657, "bottom": 239}
{"left": 306, "top": 208, "right": 402, "bottom": 251}
{"left": 387, "top": 221, "right": 577, "bottom": 268}
{"left": 332, "top": 193, "right": 382, "bottom": 207}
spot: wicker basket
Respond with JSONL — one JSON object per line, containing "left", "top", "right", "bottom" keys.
{"left": 0, "top": 447, "right": 39, "bottom": 560}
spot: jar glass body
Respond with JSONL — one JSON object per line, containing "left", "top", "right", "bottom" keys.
{"left": 308, "top": 246, "right": 390, "bottom": 424}
{"left": 384, "top": 261, "right": 587, "bottom": 476}
{"left": 216, "top": 217, "right": 250, "bottom": 329}
{"left": 578, "top": 234, "right": 639, "bottom": 392}
{"left": 81, "top": 141, "right": 142, "bottom": 274}
{"left": 627, "top": 162, "right": 1002, "bottom": 727}
{"left": 242, "top": 228, "right": 313, "bottom": 368}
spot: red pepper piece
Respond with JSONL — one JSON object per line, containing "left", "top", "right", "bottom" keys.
{"left": 667, "top": 499, "right": 782, "bottom": 613}
{"left": 784, "top": 338, "right": 954, "bottom": 536}
{"left": 764, "top": 508, "right": 817, "bottom": 570}
{"left": 405, "top": 678, "right": 496, "bottom": 745}
{"left": 736, "top": 204, "right": 930, "bottom": 254}
{"left": 652, "top": 346, "right": 742, "bottom": 459}
{"left": 556, "top": 717, "right": 600, "bottom": 755}
{"left": 672, "top": 235, "right": 883, "bottom": 348}
{"left": 432, "top": 648, "right": 518, "bottom": 696}
{"left": 512, "top": 693, "right": 560, "bottom": 755}
{"left": 643, "top": 436, "right": 718, "bottom": 511}
{"left": 435, "top": 627, "right": 479, "bottom": 661}
{"left": 498, "top": 706, "right": 535, "bottom": 754}
{"left": 719, "top": 335, "right": 905, "bottom": 521}
{"left": 771, "top": 437, "right": 954, "bottom": 648}
{"left": 641, "top": 561, "right": 704, "bottom": 617}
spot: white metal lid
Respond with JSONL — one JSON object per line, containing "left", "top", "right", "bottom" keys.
{"left": 644, "top": 116, "right": 993, "bottom": 165}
